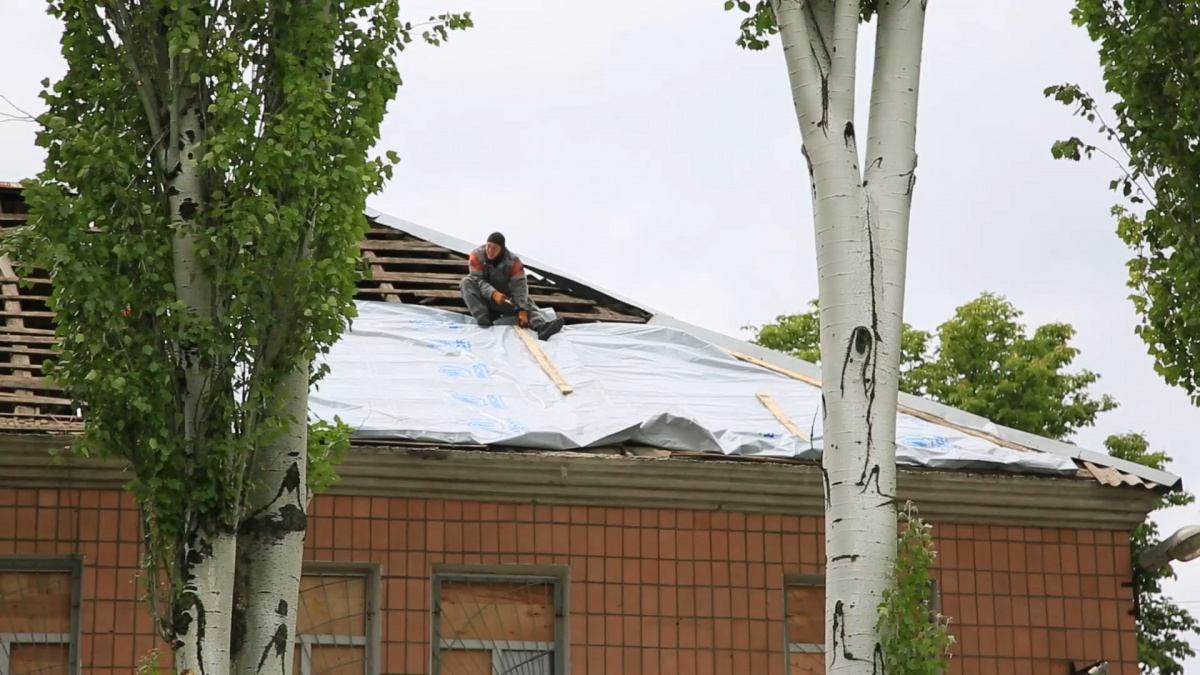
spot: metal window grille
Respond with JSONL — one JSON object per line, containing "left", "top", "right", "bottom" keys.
{"left": 295, "top": 562, "right": 381, "bottom": 675}
{"left": 431, "top": 566, "right": 568, "bottom": 675}
{"left": 0, "top": 557, "right": 82, "bottom": 675}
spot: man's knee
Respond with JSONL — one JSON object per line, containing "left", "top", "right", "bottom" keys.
{"left": 460, "top": 276, "right": 478, "bottom": 296}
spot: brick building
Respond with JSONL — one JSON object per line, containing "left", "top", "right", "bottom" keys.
{"left": 0, "top": 184, "right": 1180, "bottom": 675}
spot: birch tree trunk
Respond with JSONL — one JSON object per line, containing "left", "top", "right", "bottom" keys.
{"left": 233, "top": 367, "right": 309, "bottom": 675}
{"left": 770, "top": 0, "right": 927, "bottom": 671}
{"left": 168, "top": 88, "right": 238, "bottom": 674}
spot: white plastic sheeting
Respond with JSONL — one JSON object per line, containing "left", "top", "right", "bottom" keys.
{"left": 309, "top": 302, "right": 1078, "bottom": 474}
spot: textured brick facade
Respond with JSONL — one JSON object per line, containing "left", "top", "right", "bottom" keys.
{"left": 0, "top": 487, "right": 1139, "bottom": 674}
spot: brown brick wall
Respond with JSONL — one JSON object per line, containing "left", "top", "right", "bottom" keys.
{"left": 0, "top": 487, "right": 1139, "bottom": 674}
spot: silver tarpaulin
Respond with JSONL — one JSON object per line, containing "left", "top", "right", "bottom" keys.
{"left": 309, "top": 302, "right": 1078, "bottom": 474}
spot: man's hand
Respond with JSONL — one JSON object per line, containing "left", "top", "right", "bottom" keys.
{"left": 491, "top": 291, "right": 512, "bottom": 305}
{"left": 517, "top": 310, "right": 530, "bottom": 328}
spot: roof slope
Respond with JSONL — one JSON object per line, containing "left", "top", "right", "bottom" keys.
{"left": 0, "top": 184, "right": 1180, "bottom": 491}
{"left": 364, "top": 211, "right": 1181, "bottom": 492}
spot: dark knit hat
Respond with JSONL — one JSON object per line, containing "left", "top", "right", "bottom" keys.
{"left": 487, "top": 231, "right": 506, "bottom": 247}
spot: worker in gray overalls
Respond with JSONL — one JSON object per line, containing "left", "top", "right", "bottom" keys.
{"left": 459, "top": 232, "right": 565, "bottom": 341}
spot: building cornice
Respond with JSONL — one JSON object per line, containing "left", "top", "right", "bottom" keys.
{"left": 0, "top": 435, "right": 1155, "bottom": 530}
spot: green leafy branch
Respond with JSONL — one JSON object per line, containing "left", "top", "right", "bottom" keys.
{"left": 878, "top": 502, "right": 954, "bottom": 675}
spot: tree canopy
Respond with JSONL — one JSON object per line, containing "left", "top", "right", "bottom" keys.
{"left": 1047, "top": 1, "right": 1200, "bottom": 405}
{"left": 748, "top": 292, "right": 1115, "bottom": 440}
{"left": 7, "top": 2, "right": 469, "bottom": 669}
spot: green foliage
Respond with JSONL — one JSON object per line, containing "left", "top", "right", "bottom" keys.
{"left": 307, "top": 417, "right": 352, "bottom": 493}
{"left": 745, "top": 299, "right": 932, "bottom": 386}
{"left": 878, "top": 502, "right": 954, "bottom": 675}
{"left": 722, "top": 0, "right": 880, "bottom": 50}
{"left": 1047, "top": 8, "right": 1200, "bottom": 665}
{"left": 747, "top": 292, "right": 1115, "bottom": 439}
{"left": 7, "top": 0, "right": 469, "bottom": 644}
{"left": 1046, "top": 2, "right": 1200, "bottom": 406}
{"left": 1105, "top": 433, "right": 1197, "bottom": 674}
{"left": 909, "top": 292, "right": 1116, "bottom": 440}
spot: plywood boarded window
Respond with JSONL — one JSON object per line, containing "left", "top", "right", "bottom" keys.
{"left": 785, "top": 576, "right": 824, "bottom": 675}
{"left": 0, "top": 558, "right": 81, "bottom": 675}
{"left": 432, "top": 566, "right": 567, "bottom": 675}
{"left": 293, "top": 563, "right": 380, "bottom": 675}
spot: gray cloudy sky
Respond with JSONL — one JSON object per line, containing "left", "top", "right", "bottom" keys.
{"left": 4, "top": 0, "right": 1199, "bottom": 665}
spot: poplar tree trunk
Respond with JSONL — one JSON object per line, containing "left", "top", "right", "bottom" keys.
{"left": 770, "top": 1, "right": 927, "bottom": 671}
{"left": 233, "top": 367, "right": 310, "bottom": 675}
{"left": 232, "top": 5, "right": 328, "bottom": 669}
{"left": 168, "top": 87, "right": 238, "bottom": 674}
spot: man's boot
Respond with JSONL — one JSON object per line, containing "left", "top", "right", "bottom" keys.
{"left": 474, "top": 313, "right": 493, "bottom": 328}
{"left": 536, "top": 317, "right": 565, "bottom": 341}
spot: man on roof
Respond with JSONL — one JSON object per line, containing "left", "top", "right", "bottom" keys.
{"left": 460, "top": 232, "right": 565, "bottom": 341}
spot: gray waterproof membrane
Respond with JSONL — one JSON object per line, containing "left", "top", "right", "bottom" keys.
{"left": 309, "top": 302, "right": 1077, "bottom": 474}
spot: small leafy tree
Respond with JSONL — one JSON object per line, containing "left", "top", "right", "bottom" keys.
{"left": 1106, "top": 433, "right": 1197, "bottom": 674}
{"left": 748, "top": 299, "right": 933, "bottom": 384}
{"left": 748, "top": 292, "right": 1116, "bottom": 440}
{"left": 878, "top": 502, "right": 954, "bottom": 675}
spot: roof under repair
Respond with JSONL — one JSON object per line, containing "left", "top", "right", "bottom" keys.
{"left": 0, "top": 182, "right": 1181, "bottom": 492}
{"left": 313, "top": 301, "right": 1077, "bottom": 475}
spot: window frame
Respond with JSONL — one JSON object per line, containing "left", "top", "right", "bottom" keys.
{"left": 430, "top": 563, "right": 570, "bottom": 675}
{"left": 783, "top": 573, "right": 825, "bottom": 673}
{"left": 295, "top": 561, "right": 382, "bottom": 675}
{"left": 0, "top": 555, "right": 83, "bottom": 675}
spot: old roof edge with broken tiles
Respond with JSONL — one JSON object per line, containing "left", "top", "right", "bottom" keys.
{"left": 366, "top": 208, "right": 1183, "bottom": 493}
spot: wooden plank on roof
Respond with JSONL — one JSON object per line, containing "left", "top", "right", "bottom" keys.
{"left": 0, "top": 310, "right": 54, "bottom": 319}
{"left": 727, "top": 349, "right": 820, "bottom": 386}
{"left": 725, "top": 348, "right": 1040, "bottom": 455}
{"left": 556, "top": 310, "right": 646, "bottom": 324}
{"left": 0, "top": 374, "right": 61, "bottom": 391}
{"left": 756, "top": 391, "right": 810, "bottom": 441}
{"left": 367, "top": 270, "right": 559, "bottom": 290}
{"left": 0, "top": 333, "right": 58, "bottom": 345}
{"left": 0, "top": 325, "right": 55, "bottom": 336}
{"left": 0, "top": 255, "right": 37, "bottom": 417}
{"left": 513, "top": 326, "right": 573, "bottom": 395}
{"left": 0, "top": 392, "right": 72, "bottom": 406}
{"left": 354, "top": 255, "right": 465, "bottom": 268}
{"left": 354, "top": 286, "right": 598, "bottom": 307}
{"left": 361, "top": 250, "right": 400, "bottom": 303}
{"left": 357, "top": 239, "right": 457, "bottom": 253}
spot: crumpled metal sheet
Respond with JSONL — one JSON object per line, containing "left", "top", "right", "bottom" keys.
{"left": 309, "top": 302, "right": 1078, "bottom": 474}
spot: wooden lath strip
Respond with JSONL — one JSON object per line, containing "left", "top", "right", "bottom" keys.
{"left": 354, "top": 286, "right": 598, "bottom": 307}
{"left": 0, "top": 255, "right": 37, "bottom": 416}
{"left": 513, "top": 326, "right": 572, "bottom": 395}
{"left": 357, "top": 238, "right": 453, "bottom": 253}
{"left": 723, "top": 348, "right": 1036, "bottom": 455}
{"left": 361, "top": 250, "right": 401, "bottom": 303}
{"left": 756, "top": 391, "right": 809, "bottom": 441}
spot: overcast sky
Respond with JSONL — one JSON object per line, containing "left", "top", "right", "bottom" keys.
{"left": 4, "top": 0, "right": 1199, "bottom": 665}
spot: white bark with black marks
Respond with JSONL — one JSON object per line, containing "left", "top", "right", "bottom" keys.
{"left": 233, "top": 367, "right": 310, "bottom": 675}
{"left": 176, "top": 528, "right": 237, "bottom": 675}
{"left": 770, "top": 0, "right": 927, "bottom": 672}
{"left": 166, "top": 84, "right": 236, "bottom": 674}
